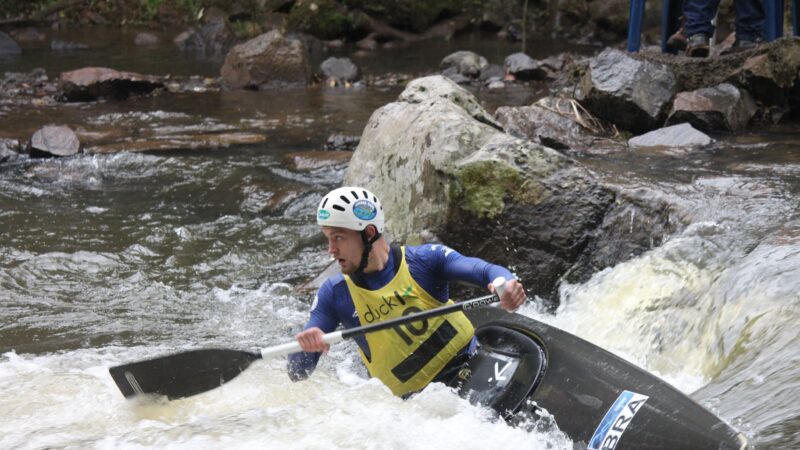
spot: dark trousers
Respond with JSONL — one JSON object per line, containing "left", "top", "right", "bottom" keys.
{"left": 685, "top": 0, "right": 765, "bottom": 41}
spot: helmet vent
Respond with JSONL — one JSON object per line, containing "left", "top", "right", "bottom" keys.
{"left": 351, "top": 190, "right": 359, "bottom": 199}
{"left": 332, "top": 204, "right": 346, "bottom": 211}
{"left": 321, "top": 198, "right": 328, "bottom": 208}
{"left": 339, "top": 195, "right": 351, "bottom": 204}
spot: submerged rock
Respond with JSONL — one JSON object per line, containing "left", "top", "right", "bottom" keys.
{"left": 84, "top": 132, "right": 266, "bottom": 154}
{"left": 282, "top": 150, "right": 352, "bottom": 171}
{"left": 134, "top": 32, "right": 160, "bottom": 46}
{"left": 50, "top": 39, "right": 89, "bottom": 51}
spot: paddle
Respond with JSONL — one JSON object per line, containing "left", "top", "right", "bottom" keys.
{"left": 109, "top": 278, "right": 508, "bottom": 400}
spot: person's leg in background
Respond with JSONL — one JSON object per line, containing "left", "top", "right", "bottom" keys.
{"left": 733, "top": 0, "right": 766, "bottom": 47}
{"left": 684, "top": 0, "right": 722, "bottom": 56}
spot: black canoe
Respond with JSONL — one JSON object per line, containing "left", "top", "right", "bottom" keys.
{"left": 460, "top": 307, "right": 747, "bottom": 450}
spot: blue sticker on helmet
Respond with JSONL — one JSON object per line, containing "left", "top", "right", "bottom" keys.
{"left": 318, "top": 209, "right": 330, "bottom": 220}
{"left": 352, "top": 200, "right": 377, "bottom": 220}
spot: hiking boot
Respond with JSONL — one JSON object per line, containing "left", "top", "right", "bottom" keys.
{"left": 686, "top": 33, "right": 710, "bottom": 57}
{"left": 666, "top": 27, "right": 688, "bottom": 53}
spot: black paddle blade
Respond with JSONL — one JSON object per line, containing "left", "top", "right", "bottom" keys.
{"left": 109, "top": 348, "right": 262, "bottom": 400}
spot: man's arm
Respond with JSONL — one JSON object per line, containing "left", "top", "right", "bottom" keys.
{"left": 287, "top": 282, "right": 340, "bottom": 381}
{"left": 432, "top": 244, "right": 527, "bottom": 312}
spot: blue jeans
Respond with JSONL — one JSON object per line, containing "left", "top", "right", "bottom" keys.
{"left": 685, "top": 0, "right": 765, "bottom": 41}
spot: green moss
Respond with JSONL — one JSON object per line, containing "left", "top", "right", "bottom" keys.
{"left": 231, "top": 20, "right": 263, "bottom": 38}
{"left": 455, "top": 159, "right": 520, "bottom": 219}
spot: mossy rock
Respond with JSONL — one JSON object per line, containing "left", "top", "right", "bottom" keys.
{"left": 454, "top": 159, "right": 521, "bottom": 219}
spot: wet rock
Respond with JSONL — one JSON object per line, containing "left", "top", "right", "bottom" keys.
{"left": 28, "top": 125, "right": 81, "bottom": 157}
{"left": 320, "top": 57, "right": 360, "bottom": 85}
{"left": 666, "top": 83, "right": 757, "bottom": 132}
{"left": 487, "top": 80, "right": 505, "bottom": 89}
{"left": 50, "top": 39, "right": 89, "bottom": 51}
{"left": 134, "top": 32, "right": 160, "bottom": 46}
{"left": 59, "top": 67, "right": 164, "bottom": 102}
{"left": 636, "top": 38, "right": 800, "bottom": 114}
{"left": 504, "top": 52, "right": 547, "bottom": 81}
{"left": 282, "top": 150, "right": 352, "bottom": 171}
{"left": 356, "top": 36, "right": 378, "bottom": 51}
{"left": 0, "top": 31, "right": 21, "bottom": 56}
{"left": 539, "top": 53, "right": 573, "bottom": 79}
{"left": 175, "top": 17, "right": 235, "bottom": 56}
{"left": 440, "top": 50, "right": 488, "bottom": 78}
{"left": 727, "top": 51, "right": 800, "bottom": 108}
{"left": 578, "top": 48, "right": 676, "bottom": 134}
{"left": 84, "top": 132, "right": 266, "bottom": 154}
{"left": 479, "top": 64, "right": 504, "bottom": 82}
{"left": 628, "top": 123, "right": 713, "bottom": 148}
{"left": 1, "top": 138, "right": 22, "bottom": 163}
{"left": 441, "top": 67, "right": 471, "bottom": 84}
{"left": 220, "top": 30, "right": 311, "bottom": 90}
{"left": 496, "top": 97, "right": 603, "bottom": 152}
{"left": 8, "top": 27, "right": 46, "bottom": 43}
{"left": 324, "top": 134, "right": 360, "bottom": 151}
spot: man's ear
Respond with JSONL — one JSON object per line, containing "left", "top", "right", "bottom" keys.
{"left": 364, "top": 224, "right": 378, "bottom": 240}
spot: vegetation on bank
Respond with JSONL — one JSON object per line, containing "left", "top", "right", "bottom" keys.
{"left": 0, "top": 0, "right": 568, "bottom": 44}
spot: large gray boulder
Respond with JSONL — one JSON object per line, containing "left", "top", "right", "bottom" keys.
{"left": 221, "top": 30, "right": 312, "bottom": 89}
{"left": 579, "top": 48, "right": 677, "bottom": 133}
{"left": 343, "top": 76, "right": 676, "bottom": 302}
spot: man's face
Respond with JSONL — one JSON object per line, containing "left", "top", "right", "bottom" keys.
{"left": 322, "top": 226, "right": 363, "bottom": 274}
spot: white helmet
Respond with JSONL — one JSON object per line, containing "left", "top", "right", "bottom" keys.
{"left": 317, "top": 186, "right": 384, "bottom": 232}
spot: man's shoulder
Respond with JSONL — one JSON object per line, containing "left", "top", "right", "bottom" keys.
{"left": 320, "top": 273, "right": 347, "bottom": 292}
{"left": 405, "top": 243, "right": 456, "bottom": 259}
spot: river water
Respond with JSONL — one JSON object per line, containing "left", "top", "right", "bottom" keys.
{"left": 1, "top": 29, "right": 798, "bottom": 449}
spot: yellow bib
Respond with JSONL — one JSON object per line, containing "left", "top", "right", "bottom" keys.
{"left": 344, "top": 246, "right": 474, "bottom": 396}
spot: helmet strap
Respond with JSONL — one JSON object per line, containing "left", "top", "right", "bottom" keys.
{"left": 355, "top": 227, "right": 381, "bottom": 274}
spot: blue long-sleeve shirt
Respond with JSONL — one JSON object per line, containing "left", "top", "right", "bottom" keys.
{"left": 287, "top": 244, "right": 514, "bottom": 380}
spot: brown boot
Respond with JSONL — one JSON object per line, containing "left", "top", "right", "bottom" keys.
{"left": 686, "top": 33, "right": 710, "bottom": 58}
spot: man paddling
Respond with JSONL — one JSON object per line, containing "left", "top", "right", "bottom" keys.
{"left": 288, "top": 186, "right": 526, "bottom": 397}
